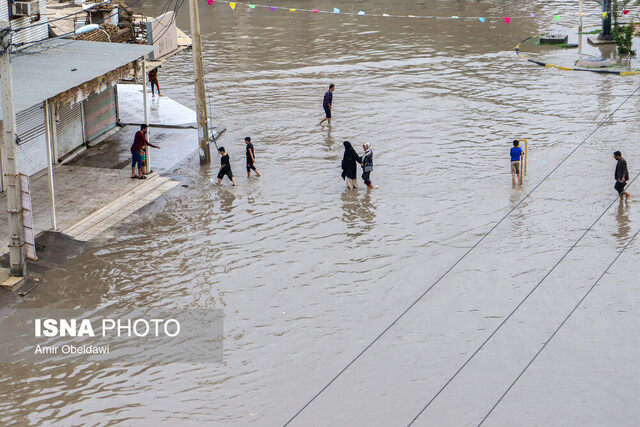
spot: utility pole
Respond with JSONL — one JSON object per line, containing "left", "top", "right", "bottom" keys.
{"left": 0, "top": 22, "right": 26, "bottom": 277}
{"left": 142, "top": 56, "right": 150, "bottom": 172}
{"left": 188, "top": 0, "right": 211, "bottom": 164}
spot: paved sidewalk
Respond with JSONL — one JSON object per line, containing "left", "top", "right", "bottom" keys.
{"left": 0, "top": 87, "right": 205, "bottom": 263}
{"left": 0, "top": 166, "right": 180, "bottom": 252}
{"left": 117, "top": 83, "right": 197, "bottom": 128}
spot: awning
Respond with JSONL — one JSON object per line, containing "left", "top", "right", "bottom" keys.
{"left": 5, "top": 39, "right": 153, "bottom": 113}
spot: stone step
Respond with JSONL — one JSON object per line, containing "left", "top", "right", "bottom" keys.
{"left": 64, "top": 175, "right": 179, "bottom": 241}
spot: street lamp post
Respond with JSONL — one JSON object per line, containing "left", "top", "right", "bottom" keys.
{"left": 600, "top": 0, "right": 613, "bottom": 40}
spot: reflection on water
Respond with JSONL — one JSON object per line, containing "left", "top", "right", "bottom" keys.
{"left": 2, "top": 0, "right": 640, "bottom": 425}
{"left": 341, "top": 189, "right": 377, "bottom": 238}
{"left": 324, "top": 126, "right": 335, "bottom": 148}
{"left": 614, "top": 200, "right": 631, "bottom": 247}
{"left": 218, "top": 188, "right": 237, "bottom": 215}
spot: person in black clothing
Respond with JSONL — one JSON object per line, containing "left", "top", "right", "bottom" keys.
{"left": 245, "top": 136, "right": 261, "bottom": 178}
{"left": 614, "top": 150, "right": 630, "bottom": 201}
{"left": 318, "top": 84, "right": 335, "bottom": 126}
{"left": 361, "top": 142, "right": 374, "bottom": 189}
{"left": 217, "top": 147, "right": 237, "bottom": 186}
{"left": 341, "top": 140, "right": 362, "bottom": 189}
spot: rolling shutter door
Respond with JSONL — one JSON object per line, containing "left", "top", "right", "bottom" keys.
{"left": 84, "top": 87, "right": 117, "bottom": 142}
{"left": 16, "top": 104, "right": 48, "bottom": 177}
{"left": 0, "top": 122, "right": 3, "bottom": 192}
{"left": 56, "top": 102, "right": 85, "bottom": 157}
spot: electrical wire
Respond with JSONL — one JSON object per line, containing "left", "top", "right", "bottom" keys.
{"left": 13, "top": 0, "right": 143, "bottom": 33}
{"left": 408, "top": 172, "right": 639, "bottom": 425}
{"left": 0, "top": 28, "right": 13, "bottom": 55}
{"left": 145, "top": 0, "right": 184, "bottom": 46}
{"left": 283, "top": 86, "right": 640, "bottom": 426}
{"left": 12, "top": 0, "right": 146, "bottom": 50}
{"left": 478, "top": 219, "right": 640, "bottom": 426}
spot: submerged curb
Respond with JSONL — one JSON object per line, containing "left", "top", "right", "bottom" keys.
{"left": 514, "top": 34, "right": 640, "bottom": 76}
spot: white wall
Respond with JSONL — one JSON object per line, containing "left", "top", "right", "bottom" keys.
{"left": 1, "top": 0, "right": 49, "bottom": 47}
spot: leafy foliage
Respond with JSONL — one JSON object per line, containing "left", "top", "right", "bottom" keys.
{"left": 612, "top": 24, "right": 636, "bottom": 55}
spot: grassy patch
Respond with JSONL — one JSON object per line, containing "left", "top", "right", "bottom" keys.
{"left": 581, "top": 29, "right": 601, "bottom": 35}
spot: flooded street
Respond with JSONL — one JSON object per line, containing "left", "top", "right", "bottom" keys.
{"left": 3, "top": 0, "right": 640, "bottom": 425}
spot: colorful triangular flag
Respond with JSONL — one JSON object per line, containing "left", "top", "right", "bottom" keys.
{"left": 554, "top": 15, "right": 561, "bottom": 21}
{"left": 452, "top": 16, "right": 459, "bottom": 19}
{"left": 530, "top": 13, "right": 535, "bottom": 18}
{"left": 313, "top": 9, "right": 318, "bottom": 13}
{"left": 504, "top": 17, "right": 511, "bottom": 23}
{"left": 358, "top": 11, "right": 365, "bottom": 15}
{"left": 207, "top": 0, "right": 212, "bottom": 4}
{"left": 624, "top": 10, "right": 630, "bottom": 15}
{"left": 333, "top": 7, "right": 340, "bottom": 13}
{"left": 249, "top": 4, "right": 255, "bottom": 8}
{"left": 269, "top": 6, "right": 275, "bottom": 11}
{"left": 602, "top": 12, "right": 608, "bottom": 18}
{"left": 230, "top": 2, "right": 236, "bottom": 10}
{"left": 289, "top": 8, "right": 295, "bottom": 12}
{"left": 478, "top": 17, "right": 485, "bottom": 23}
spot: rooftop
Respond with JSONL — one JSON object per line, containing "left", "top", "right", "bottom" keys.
{"left": 7, "top": 38, "right": 152, "bottom": 112}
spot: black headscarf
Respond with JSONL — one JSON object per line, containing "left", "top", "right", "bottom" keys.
{"left": 341, "top": 141, "right": 362, "bottom": 180}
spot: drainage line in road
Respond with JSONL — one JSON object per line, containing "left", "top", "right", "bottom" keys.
{"left": 408, "top": 173, "right": 639, "bottom": 426}
{"left": 283, "top": 87, "right": 640, "bottom": 427}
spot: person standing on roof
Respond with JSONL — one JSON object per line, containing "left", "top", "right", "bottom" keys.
{"left": 148, "top": 67, "right": 162, "bottom": 96}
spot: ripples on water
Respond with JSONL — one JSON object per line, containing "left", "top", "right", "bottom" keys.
{"left": 2, "top": 0, "right": 640, "bottom": 425}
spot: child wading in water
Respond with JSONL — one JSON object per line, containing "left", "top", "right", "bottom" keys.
{"left": 217, "top": 147, "right": 237, "bottom": 186}
{"left": 362, "top": 142, "right": 374, "bottom": 189}
{"left": 245, "top": 137, "right": 261, "bottom": 178}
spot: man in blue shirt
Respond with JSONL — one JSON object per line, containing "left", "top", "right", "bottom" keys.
{"left": 510, "top": 140, "right": 524, "bottom": 185}
{"left": 318, "top": 84, "right": 335, "bottom": 126}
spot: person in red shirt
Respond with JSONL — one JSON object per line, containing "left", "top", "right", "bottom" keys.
{"left": 131, "top": 124, "right": 159, "bottom": 179}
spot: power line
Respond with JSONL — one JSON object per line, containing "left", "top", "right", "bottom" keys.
{"left": 283, "top": 86, "right": 640, "bottom": 426}
{"left": 13, "top": 0, "right": 143, "bottom": 33}
{"left": 408, "top": 172, "right": 639, "bottom": 425}
{"left": 12, "top": 0, "right": 146, "bottom": 50}
{"left": 478, "top": 216, "right": 640, "bottom": 426}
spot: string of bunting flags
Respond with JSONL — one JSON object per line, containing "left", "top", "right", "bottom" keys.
{"left": 206, "top": 0, "right": 632, "bottom": 23}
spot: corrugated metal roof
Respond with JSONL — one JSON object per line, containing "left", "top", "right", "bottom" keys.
{"left": 6, "top": 39, "right": 153, "bottom": 113}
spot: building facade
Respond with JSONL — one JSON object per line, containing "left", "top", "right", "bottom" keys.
{"left": 0, "top": 0, "right": 124, "bottom": 192}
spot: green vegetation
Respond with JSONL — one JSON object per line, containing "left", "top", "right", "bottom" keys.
{"left": 613, "top": 24, "right": 636, "bottom": 55}
{"left": 611, "top": 0, "right": 633, "bottom": 26}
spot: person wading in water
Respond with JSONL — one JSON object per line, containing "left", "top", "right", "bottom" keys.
{"left": 341, "top": 140, "right": 362, "bottom": 189}
{"left": 361, "top": 142, "right": 374, "bottom": 189}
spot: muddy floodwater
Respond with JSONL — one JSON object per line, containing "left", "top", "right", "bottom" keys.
{"left": 2, "top": 0, "right": 640, "bottom": 425}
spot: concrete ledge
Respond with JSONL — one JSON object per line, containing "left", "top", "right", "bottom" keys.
{"left": 0, "top": 269, "right": 24, "bottom": 290}
{"left": 64, "top": 174, "right": 180, "bottom": 241}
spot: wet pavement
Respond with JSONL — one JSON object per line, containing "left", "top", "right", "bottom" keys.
{"left": 2, "top": 0, "right": 640, "bottom": 425}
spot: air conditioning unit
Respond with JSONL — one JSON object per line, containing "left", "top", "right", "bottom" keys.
{"left": 12, "top": 0, "right": 40, "bottom": 17}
